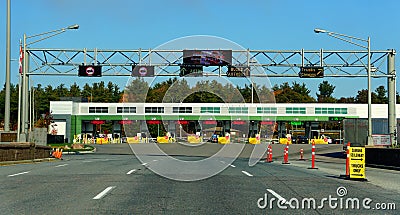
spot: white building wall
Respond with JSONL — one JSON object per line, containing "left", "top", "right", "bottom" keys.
{"left": 50, "top": 101, "right": 400, "bottom": 119}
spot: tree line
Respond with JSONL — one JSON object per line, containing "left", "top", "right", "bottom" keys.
{"left": 0, "top": 79, "right": 395, "bottom": 129}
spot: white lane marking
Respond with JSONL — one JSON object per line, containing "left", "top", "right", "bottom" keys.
{"left": 241, "top": 170, "right": 253, "bottom": 177}
{"left": 126, "top": 169, "right": 136, "bottom": 175}
{"left": 267, "top": 189, "right": 287, "bottom": 204}
{"left": 55, "top": 164, "right": 69, "bottom": 168}
{"left": 82, "top": 160, "right": 93, "bottom": 163}
{"left": 141, "top": 163, "right": 147, "bottom": 166}
{"left": 93, "top": 186, "right": 116, "bottom": 200}
{"left": 8, "top": 171, "right": 30, "bottom": 177}
{"left": 152, "top": 160, "right": 158, "bottom": 162}
{"left": 229, "top": 164, "right": 236, "bottom": 168}
{"left": 220, "top": 161, "right": 226, "bottom": 164}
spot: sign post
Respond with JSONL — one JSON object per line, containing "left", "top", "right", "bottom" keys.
{"left": 349, "top": 147, "right": 366, "bottom": 180}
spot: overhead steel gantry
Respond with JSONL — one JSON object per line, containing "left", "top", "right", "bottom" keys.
{"left": 20, "top": 48, "right": 396, "bottom": 145}
{"left": 26, "top": 48, "right": 394, "bottom": 78}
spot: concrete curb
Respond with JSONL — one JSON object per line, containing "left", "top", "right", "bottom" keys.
{"left": 0, "top": 157, "right": 56, "bottom": 165}
{"left": 63, "top": 147, "right": 97, "bottom": 155}
{"left": 366, "top": 164, "right": 400, "bottom": 171}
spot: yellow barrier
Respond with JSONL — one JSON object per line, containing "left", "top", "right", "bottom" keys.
{"left": 249, "top": 137, "right": 260, "bottom": 144}
{"left": 188, "top": 136, "right": 202, "bottom": 143}
{"left": 218, "top": 136, "right": 230, "bottom": 144}
{"left": 279, "top": 138, "right": 292, "bottom": 144}
{"left": 310, "top": 138, "right": 328, "bottom": 144}
{"left": 127, "top": 137, "right": 140, "bottom": 144}
{"left": 157, "top": 136, "right": 176, "bottom": 143}
{"left": 96, "top": 137, "right": 109, "bottom": 144}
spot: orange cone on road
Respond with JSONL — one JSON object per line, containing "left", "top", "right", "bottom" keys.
{"left": 58, "top": 149, "right": 63, "bottom": 159}
{"left": 282, "top": 143, "right": 290, "bottom": 164}
{"left": 265, "top": 144, "right": 273, "bottom": 163}
{"left": 299, "top": 148, "right": 305, "bottom": 161}
{"left": 52, "top": 148, "right": 57, "bottom": 158}
{"left": 308, "top": 140, "right": 318, "bottom": 169}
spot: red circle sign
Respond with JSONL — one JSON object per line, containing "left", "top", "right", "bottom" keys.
{"left": 86, "top": 66, "right": 95, "bottom": 76}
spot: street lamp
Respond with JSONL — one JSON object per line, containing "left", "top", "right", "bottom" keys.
{"left": 19, "top": 24, "right": 79, "bottom": 142}
{"left": 314, "top": 28, "right": 373, "bottom": 146}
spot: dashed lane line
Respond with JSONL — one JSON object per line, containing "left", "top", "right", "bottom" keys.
{"left": 93, "top": 186, "right": 116, "bottom": 200}
{"left": 126, "top": 169, "right": 136, "bottom": 175}
{"left": 7, "top": 171, "right": 30, "bottom": 177}
{"left": 230, "top": 164, "right": 236, "bottom": 168}
{"left": 241, "top": 170, "right": 253, "bottom": 177}
{"left": 55, "top": 164, "right": 69, "bottom": 168}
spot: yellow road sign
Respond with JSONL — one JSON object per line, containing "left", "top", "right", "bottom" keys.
{"left": 349, "top": 147, "right": 366, "bottom": 179}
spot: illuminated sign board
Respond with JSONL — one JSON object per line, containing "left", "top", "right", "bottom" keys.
{"left": 299, "top": 66, "right": 324, "bottom": 78}
{"left": 178, "top": 120, "right": 189, "bottom": 125}
{"left": 329, "top": 117, "right": 344, "bottom": 121}
{"left": 290, "top": 121, "right": 303, "bottom": 126}
{"left": 180, "top": 64, "right": 203, "bottom": 77}
{"left": 90, "top": 120, "right": 105, "bottom": 125}
{"left": 203, "top": 120, "right": 217, "bottom": 125}
{"left": 146, "top": 120, "right": 161, "bottom": 125}
{"left": 183, "top": 50, "right": 232, "bottom": 66}
{"left": 227, "top": 66, "right": 250, "bottom": 77}
{"left": 132, "top": 65, "right": 154, "bottom": 77}
{"left": 79, "top": 65, "right": 102, "bottom": 77}
{"left": 260, "top": 121, "right": 274, "bottom": 125}
{"left": 232, "top": 121, "right": 246, "bottom": 125}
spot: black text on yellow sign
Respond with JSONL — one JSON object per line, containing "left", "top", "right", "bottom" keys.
{"left": 349, "top": 147, "right": 366, "bottom": 179}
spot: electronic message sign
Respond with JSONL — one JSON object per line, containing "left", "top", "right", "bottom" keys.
{"left": 132, "top": 65, "right": 154, "bottom": 77}
{"left": 78, "top": 65, "right": 102, "bottom": 77}
{"left": 180, "top": 64, "right": 203, "bottom": 77}
{"left": 183, "top": 50, "right": 232, "bottom": 66}
{"left": 227, "top": 66, "right": 250, "bottom": 77}
{"left": 329, "top": 117, "right": 344, "bottom": 121}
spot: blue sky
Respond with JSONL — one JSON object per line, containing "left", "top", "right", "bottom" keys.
{"left": 0, "top": 0, "right": 399, "bottom": 98}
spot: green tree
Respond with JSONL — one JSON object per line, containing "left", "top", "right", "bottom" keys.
{"left": 256, "top": 85, "right": 275, "bottom": 103}
{"left": 222, "top": 83, "right": 244, "bottom": 103}
{"left": 355, "top": 89, "right": 378, "bottom": 103}
{"left": 69, "top": 82, "right": 81, "bottom": 98}
{"left": 147, "top": 79, "right": 174, "bottom": 103}
{"left": 0, "top": 83, "right": 20, "bottom": 129}
{"left": 123, "top": 78, "right": 149, "bottom": 102}
{"left": 375, "top": 85, "right": 388, "bottom": 104}
{"left": 107, "top": 81, "right": 121, "bottom": 102}
{"left": 55, "top": 84, "right": 69, "bottom": 98}
{"left": 317, "top": 81, "right": 336, "bottom": 103}
{"left": 273, "top": 82, "right": 315, "bottom": 103}
{"left": 337, "top": 97, "right": 356, "bottom": 103}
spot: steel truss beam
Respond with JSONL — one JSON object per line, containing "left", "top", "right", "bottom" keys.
{"left": 26, "top": 48, "right": 396, "bottom": 78}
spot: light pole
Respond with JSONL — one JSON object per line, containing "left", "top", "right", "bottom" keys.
{"left": 19, "top": 24, "right": 79, "bottom": 142}
{"left": 314, "top": 28, "right": 373, "bottom": 146}
{"left": 5, "top": 0, "right": 11, "bottom": 132}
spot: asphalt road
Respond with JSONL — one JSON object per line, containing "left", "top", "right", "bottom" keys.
{"left": 0, "top": 143, "right": 398, "bottom": 214}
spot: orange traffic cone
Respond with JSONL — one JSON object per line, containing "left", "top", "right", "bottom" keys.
{"left": 52, "top": 148, "right": 56, "bottom": 158}
{"left": 58, "top": 149, "right": 63, "bottom": 159}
